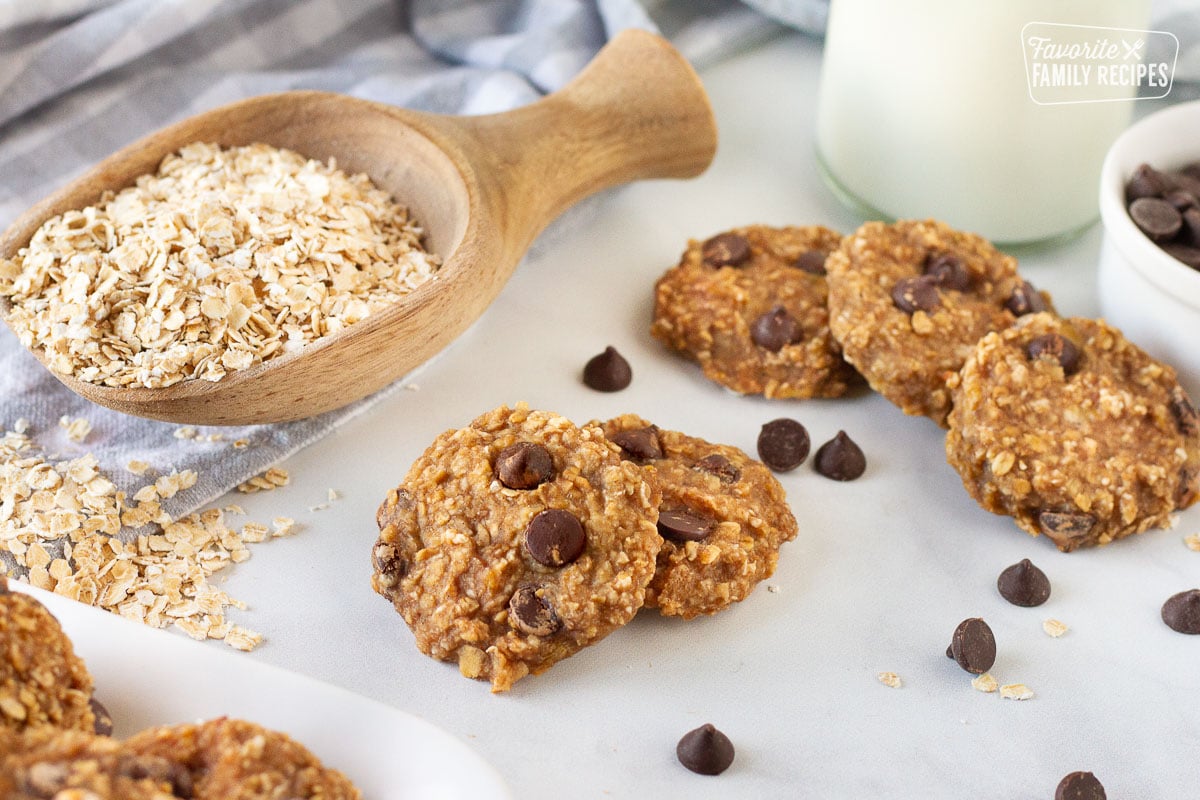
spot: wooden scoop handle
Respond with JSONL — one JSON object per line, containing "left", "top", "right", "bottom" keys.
{"left": 433, "top": 29, "right": 717, "bottom": 258}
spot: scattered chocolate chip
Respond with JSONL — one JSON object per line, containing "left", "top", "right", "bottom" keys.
{"left": 611, "top": 426, "right": 662, "bottom": 462}
{"left": 813, "top": 431, "right": 866, "bottom": 481}
{"left": 676, "top": 724, "right": 735, "bottom": 776}
{"left": 694, "top": 453, "right": 740, "bottom": 484}
{"left": 756, "top": 418, "right": 810, "bottom": 472}
{"left": 1162, "top": 243, "right": 1200, "bottom": 270}
{"left": 582, "top": 346, "right": 632, "bottom": 392}
{"left": 890, "top": 274, "right": 940, "bottom": 314}
{"left": 1037, "top": 510, "right": 1095, "bottom": 548}
{"left": 495, "top": 442, "right": 555, "bottom": 490}
{"left": 1056, "top": 771, "right": 1107, "bottom": 800}
{"left": 794, "top": 249, "right": 828, "bottom": 275}
{"left": 750, "top": 306, "right": 802, "bottom": 352}
{"left": 996, "top": 559, "right": 1051, "bottom": 607}
{"left": 657, "top": 509, "right": 716, "bottom": 543}
{"left": 1161, "top": 589, "right": 1200, "bottom": 634}
{"left": 1169, "top": 386, "right": 1199, "bottom": 437}
{"left": 524, "top": 509, "right": 586, "bottom": 568}
{"left": 702, "top": 233, "right": 751, "bottom": 268}
{"left": 509, "top": 586, "right": 561, "bottom": 636}
{"left": 117, "top": 755, "right": 193, "bottom": 798}
{"left": 923, "top": 253, "right": 972, "bottom": 291}
{"left": 1004, "top": 281, "right": 1047, "bottom": 316}
{"left": 948, "top": 617, "right": 996, "bottom": 674}
{"left": 1125, "top": 163, "right": 1169, "bottom": 203}
{"left": 1130, "top": 196, "right": 1183, "bottom": 242}
{"left": 90, "top": 697, "right": 114, "bottom": 736}
{"left": 1026, "top": 333, "right": 1081, "bottom": 376}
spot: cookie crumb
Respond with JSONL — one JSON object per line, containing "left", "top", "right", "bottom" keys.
{"left": 1184, "top": 533, "right": 1200, "bottom": 551}
{"left": 877, "top": 671, "right": 902, "bottom": 688}
{"left": 1042, "top": 618, "right": 1069, "bottom": 638}
{"left": 58, "top": 416, "right": 91, "bottom": 442}
{"left": 766, "top": 584, "right": 780, "bottom": 593}
{"left": 999, "top": 683, "right": 1034, "bottom": 700}
{"left": 971, "top": 672, "right": 998, "bottom": 693}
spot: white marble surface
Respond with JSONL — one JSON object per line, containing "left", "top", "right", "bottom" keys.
{"left": 196, "top": 32, "right": 1198, "bottom": 799}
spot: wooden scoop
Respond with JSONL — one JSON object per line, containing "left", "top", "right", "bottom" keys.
{"left": 0, "top": 30, "right": 716, "bottom": 425}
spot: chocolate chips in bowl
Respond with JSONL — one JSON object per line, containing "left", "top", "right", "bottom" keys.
{"left": 1124, "top": 162, "right": 1200, "bottom": 271}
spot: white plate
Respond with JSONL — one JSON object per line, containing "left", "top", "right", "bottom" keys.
{"left": 9, "top": 583, "right": 511, "bottom": 800}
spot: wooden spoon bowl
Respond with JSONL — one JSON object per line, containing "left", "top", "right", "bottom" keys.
{"left": 0, "top": 30, "right": 716, "bottom": 425}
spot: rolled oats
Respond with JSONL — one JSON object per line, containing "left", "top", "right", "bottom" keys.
{"left": 1042, "top": 618, "right": 1069, "bottom": 638}
{"left": 877, "top": 671, "right": 902, "bottom": 688}
{"left": 0, "top": 142, "right": 440, "bottom": 389}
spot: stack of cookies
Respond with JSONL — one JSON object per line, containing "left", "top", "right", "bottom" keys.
{"left": 651, "top": 219, "right": 1200, "bottom": 551}
{"left": 0, "top": 577, "right": 360, "bottom": 799}
{"left": 371, "top": 403, "right": 798, "bottom": 692}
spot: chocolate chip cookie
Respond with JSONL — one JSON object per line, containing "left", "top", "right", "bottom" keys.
{"left": 372, "top": 404, "right": 662, "bottom": 692}
{"left": 651, "top": 225, "right": 861, "bottom": 398}
{"left": 946, "top": 314, "right": 1200, "bottom": 550}
{"left": 600, "top": 414, "right": 798, "bottom": 619}
{"left": 0, "top": 577, "right": 96, "bottom": 734}
{"left": 826, "top": 219, "right": 1054, "bottom": 426}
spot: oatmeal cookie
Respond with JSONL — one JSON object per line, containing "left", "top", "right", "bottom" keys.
{"left": 371, "top": 404, "right": 662, "bottom": 692}
{"left": 651, "top": 225, "right": 861, "bottom": 398}
{"left": 0, "top": 577, "right": 96, "bottom": 734}
{"left": 600, "top": 414, "right": 798, "bottom": 619}
{"left": 946, "top": 314, "right": 1200, "bottom": 550}
{"left": 826, "top": 219, "right": 1054, "bottom": 426}
{"left": 0, "top": 718, "right": 359, "bottom": 799}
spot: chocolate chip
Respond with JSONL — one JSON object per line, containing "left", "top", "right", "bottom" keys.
{"left": 676, "top": 723, "right": 735, "bottom": 776}
{"left": 1056, "top": 771, "right": 1106, "bottom": 800}
{"left": 1161, "top": 589, "right": 1200, "bottom": 634}
{"left": 702, "top": 233, "right": 751, "bottom": 268}
{"left": 1130, "top": 196, "right": 1183, "bottom": 242}
{"left": 610, "top": 426, "right": 662, "bottom": 462}
{"left": 372, "top": 541, "right": 407, "bottom": 584}
{"left": 1037, "top": 511, "right": 1096, "bottom": 550}
{"left": 923, "top": 253, "right": 972, "bottom": 291}
{"left": 495, "top": 442, "right": 555, "bottom": 490}
{"left": 794, "top": 249, "right": 828, "bottom": 275}
{"left": 996, "top": 558, "right": 1051, "bottom": 607}
{"left": 1164, "top": 189, "right": 1198, "bottom": 212}
{"left": 694, "top": 453, "right": 740, "bottom": 484}
{"left": 749, "top": 306, "right": 802, "bottom": 352}
{"left": 1026, "top": 333, "right": 1081, "bottom": 376}
{"left": 1163, "top": 243, "right": 1200, "bottom": 270}
{"left": 813, "top": 431, "right": 866, "bottom": 481}
{"left": 1125, "top": 163, "right": 1169, "bottom": 203}
{"left": 118, "top": 755, "right": 193, "bottom": 798}
{"left": 376, "top": 488, "right": 414, "bottom": 530}
{"left": 524, "top": 509, "right": 586, "bottom": 568}
{"left": 890, "top": 275, "right": 940, "bottom": 314}
{"left": 1182, "top": 207, "right": 1200, "bottom": 245}
{"left": 1178, "top": 467, "right": 1198, "bottom": 509}
{"left": 582, "top": 346, "right": 632, "bottom": 392}
{"left": 657, "top": 509, "right": 716, "bottom": 543}
{"left": 509, "top": 586, "right": 560, "bottom": 636}
{"left": 756, "top": 418, "right": 810, "bottom": 472}
{"left": 1169, "top": 386, "right": 1198, "bottom": 437}
{"left": 1004, "top": 281, "right": 1047, "bottom": 316}
{"left": 90, "top": 697, "right": 114, "bottom": 736}
{"left": 948, "top": 617, "right": 996, "bottom": 674}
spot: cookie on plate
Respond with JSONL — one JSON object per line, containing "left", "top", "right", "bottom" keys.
{"left": 0, "top": 718, "right": 360, "bottom": 799}
{"left": 946, "top": 314, "right": 1200, "bottom": 550}
{"left": 651, "top": 224, "right": 861, "bottom": 399}
{"left": 600, "top": 414, "right": 798, "bottom": 619}
{"left": 826, "top": 219, "right": 1054, "bottom": 426}
{"left": 0, "top": 576, "right": 96, "bottom": 734}
{"left": 371, "top": 404, "right": 662, "bottom": 692}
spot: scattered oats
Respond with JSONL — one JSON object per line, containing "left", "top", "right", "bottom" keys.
{"left": 204, "top": 433, "right": 225, "bottom": 443}
{"left": 404, "top": 384, "right": 420, "bottom": 392}
{"left": 237, "top": 467, "right": 289, "bottom": 493}
{"left": 1185, "top": 533, "right": 1200, "bottom": 552}
{"left": 232, "top": 439, "right": 250, "bottom": 449}
{"left": 766, "top": 584, "right": 780, "bottom": 593}
{"left": 223, "top": 626, "right": 263, "bottom": 652}
{"left": 0, "top": 142, "right": 441, "bottom": 390}
{"left": 12, "top": 418, "right": 29, "bottom": 434}
{"left": 971, "top": 673, "right": 998, "bottom": 693}
{"left": 126, "top": 459, "right": 151, "bottom": 475}
{"left": 877, "top": 671, "right": 902, "bottom": 689}
{"left": 327, "top": 488, "right": 341, "bottom": 502}
{"left": 223, "top": 504, "right": 245, "bottom": 515}
{"left": 271, "top": 517, "right": 298, "bottom": 538}
{"left": 1042, "top": 618, "right": 1069, "bottom": 638}
{"left": 173, "top": 427, "right": 198, "bottom": 440}
{"left": 999, "top": 683, "right": 1034, "bottom": 701}
{"left": 58, "top": 416, "right": 92, "bottom": 443}
{"left": 240, "top": 523, "right": 269, "bottom": 544}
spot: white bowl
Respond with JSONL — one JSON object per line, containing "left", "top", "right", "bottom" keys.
{"left": 1097, "top": 99, "right": 1200, "bottom": 399}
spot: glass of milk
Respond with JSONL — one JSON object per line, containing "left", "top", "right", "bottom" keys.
{"left": 815, "top": 0, "right": 1153, "bottom": 247}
